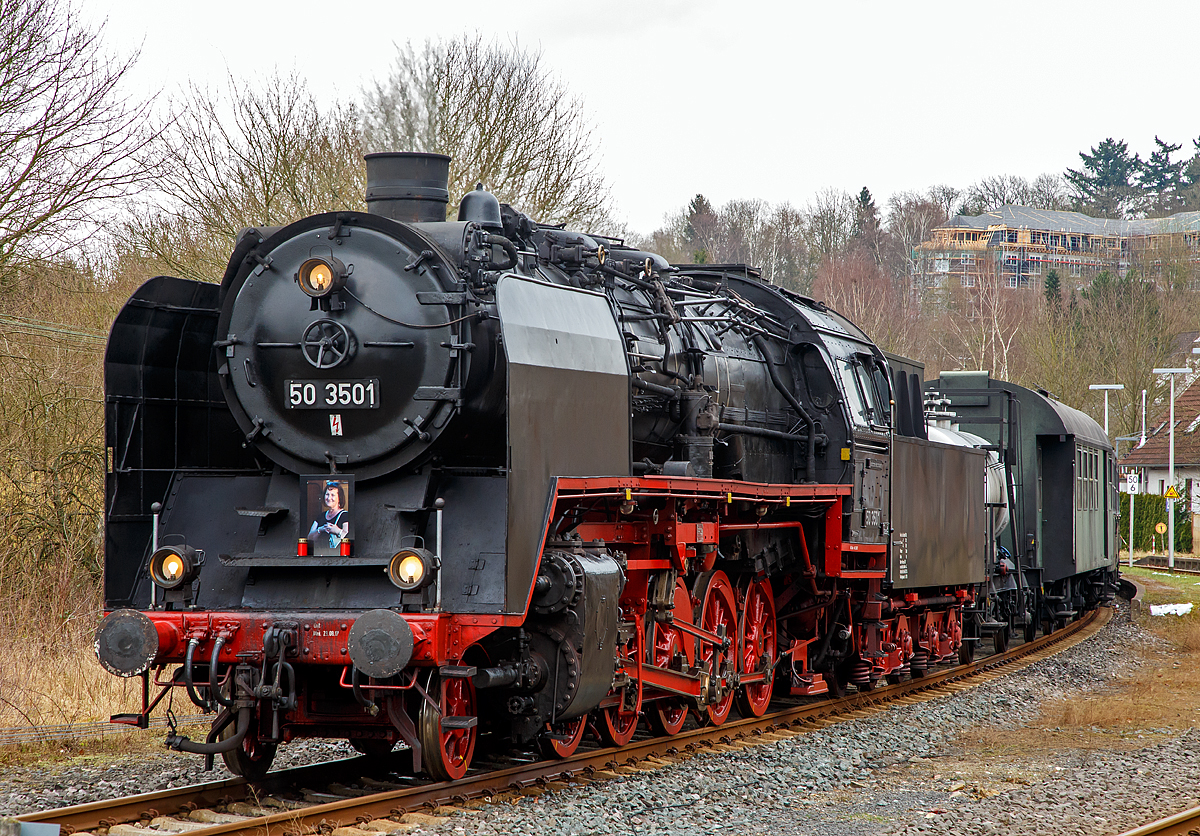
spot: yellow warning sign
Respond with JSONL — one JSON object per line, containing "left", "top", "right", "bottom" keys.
{"left": 1165, "top": 485, "right": 1182, "bottom": 499}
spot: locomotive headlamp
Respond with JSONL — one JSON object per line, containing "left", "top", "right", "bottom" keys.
{"left": 149, "top": 545, "right": 200, "bottom": 589}
{"left": 296, "top": 257, "right": 347, "bottom": 298}
{"left": 387, "top": 547, "right": 436, "bottom": 591}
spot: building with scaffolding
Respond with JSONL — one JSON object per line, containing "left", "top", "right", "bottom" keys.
{"left": 915, "top": 206, "right": 1200, "bottom": 290}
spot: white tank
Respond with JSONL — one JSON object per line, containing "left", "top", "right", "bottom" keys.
{"left": 926, "top": 425, "right": 1011, "bottom": 539}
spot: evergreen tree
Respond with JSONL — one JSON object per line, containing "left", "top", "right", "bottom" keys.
{"left": 684, "top": 194, "right": 716, "bottom": 264}
{"left": 851, "top": 187, "right": 878, "bottom": 238}
{"left": 1180, "top": 135, "right": 1200, "bottom": 211}
{"left": 1137, "top": 136, "right": 1186, "bottom": 215}
{"left": 850, "top": 186, "right": 882, "bottom": 264}
{"left": 1044, "top": 268, "right": 1061, "bottom": 311}
{"left": 1065, "top": 138, "right": 1142, "bottom": 219}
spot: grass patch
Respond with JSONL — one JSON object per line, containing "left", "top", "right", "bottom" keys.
{"left": 0, "top": 638, "right": 145, "bottom": 728}
{"left": 954, "top": 600, "right": 1200, "bottom": 771}
{"left": 0, "top": 718, "right": 211, "bottom": 770}
{"left": 1122, "top": 564, "right": 1200, "bottom": 607}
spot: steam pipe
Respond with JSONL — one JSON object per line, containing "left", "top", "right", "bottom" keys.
{"left": 751, "top": 334, "right": 817, "bottom": 483}
{"left": 183, "top": 638, "right": 209, "bottom": 710}
{"left": 209, "top": 637, "right": 233, "bottom": 708}
{"left": 718, "top": 422, "right": 827, "bottom": 445}
{"left": 632, "top": 377, "right": 679, "bottom": 398}
{"left": 482, "top": 233, "right": 519, "bottom": 270}
{"left": 166, "top": 706, "right": 251, "bottom": 754}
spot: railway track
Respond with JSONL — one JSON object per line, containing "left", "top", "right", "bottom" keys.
{"left": 1115, "top": 804, "right": 1200, "bottom": 836}
{"left": 1133, "top": 555, "right": 1200, "bottom": 575}
{"left": 18, "top": 605, "right": 1111, "bottom": 836}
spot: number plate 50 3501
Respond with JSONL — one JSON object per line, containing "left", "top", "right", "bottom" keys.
{"left": 286, "top": 379, "right": 381, "bottom": 409}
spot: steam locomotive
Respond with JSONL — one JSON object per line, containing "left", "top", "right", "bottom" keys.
{"left": 95, "top": 153, "right": 1119, "bottom": 781}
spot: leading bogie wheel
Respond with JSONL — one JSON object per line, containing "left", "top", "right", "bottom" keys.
{"left": 219, "top": 711, "right": 277, "bottom": 781}
{"left": 419, "top": 669, "right": 478, "bottom": 781}
{"left": 539, "top": 715, "right": 586, "bottom": 759}
{"left": 598, "top": 699, "right": 639, "bottom": 747}
{"left": 734, "top": 577, "right": 777, "bottom": 718}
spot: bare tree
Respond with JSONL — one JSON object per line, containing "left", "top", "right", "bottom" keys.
{"left": 959, "top": 173, "right": 1071, "bottom": 215}
{"left": 883, "top": 190, "right": 948, "bottom": 286}
{"left": 1029, "top": 173, "right": 1070, "bottom": 210}
{"left": 813, "top": 249, "right": 918, "bottom": 357}
{"left": 0, "top": 0, "right": 153, "bottom": 287}
{"left": 362, "top": 36, "right": 608, "bottom": 228}
{"left": 926, "top": 184, "right": 962, "bottom": 220}
{"left": 938, "top": 266, "right": 1028, "bottom": 380}
{"left": 803, "top": 189, "right": 854, "bottom": 261}
{"left": 126, "top": 73, "right": 365, "bottom": 282}
{"left": 759, "top": 203, "right": 812, "bottom": 293}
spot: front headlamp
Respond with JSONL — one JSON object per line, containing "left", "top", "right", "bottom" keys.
{"left": 149, "top": 545, "right": 200, "bottom": 590}
{"left": 296, "top": 257, "right": 347, "bottom": 298}
{"left": 387, "top": 548, "right": 436, "bottom": 592}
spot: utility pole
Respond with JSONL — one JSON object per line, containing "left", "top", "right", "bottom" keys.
{"left": 1153, "top": 368, "right": 1188, "bottom": 572}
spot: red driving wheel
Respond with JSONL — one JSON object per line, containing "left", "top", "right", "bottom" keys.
{"left": 735, "top": 577, "right": 777, "bottom": 718}
{"left": 646, "top": 578, "right": 694, "bottom": 736}
{"left": 694, "top": 571, "right": 737, "bottom": 726}
{"left": 598, "top": 621, "right": 641, "bottom": 747}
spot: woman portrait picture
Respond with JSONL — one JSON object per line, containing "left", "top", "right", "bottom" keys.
{"left": 308, "top": 480, "right": 350, "bottom": 552}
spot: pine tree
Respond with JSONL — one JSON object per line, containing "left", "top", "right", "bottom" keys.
{"left": 1065, "top": 138, "right": 1142, "bottom": 219}
{"left": 684, "top": 194, "right": 716, "bottom": 263}
{"left": 851, "top": 187, "right": 877, "bottom": 238}
{"left": 1044, "top": 268, "right": 1061, "bottom": 311}
{"left": 1137, "top": 136, "right": 1186, "bottom": 215}
{"left": 1180, "top": 135, "right": 1200, "bottom": 211}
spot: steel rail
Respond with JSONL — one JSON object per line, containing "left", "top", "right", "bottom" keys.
{"left": 1132, "top": 556, "right": 1200, "bottom": 576}
{"left": 19, "top": 606, "right": 1109, "bottom": 836}
{"left": 1114, "top": 805, "right": 1200, "bottom": 836}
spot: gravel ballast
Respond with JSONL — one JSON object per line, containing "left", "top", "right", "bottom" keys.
{"left": 2, "top": 602, "right": 1194, "bottom": 836}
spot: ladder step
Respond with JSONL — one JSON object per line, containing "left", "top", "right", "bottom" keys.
{"left": 440, "top": 715, "right": 478, "bottom": 730}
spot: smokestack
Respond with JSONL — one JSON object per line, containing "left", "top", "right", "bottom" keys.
{"left": 364, "top": 152, "right": 450, "bottom": 223}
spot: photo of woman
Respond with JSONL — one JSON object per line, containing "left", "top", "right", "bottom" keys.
{"left": 308, "top": 480, "right": 350, "bottom": 553}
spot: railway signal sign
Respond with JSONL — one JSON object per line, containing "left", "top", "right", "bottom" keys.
{"left": 1127, "top": 474, "right": 1139, "bottom": 494}
{"left": 1156, "top": 521, "right": 1168, "bottom": 534}
{"left": 1165, "top": 485, "right": 1181, "bottom": 500}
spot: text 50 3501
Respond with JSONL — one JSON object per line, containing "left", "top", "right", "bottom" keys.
{"left": 285, "top": 379, "right": 381, "bottom": 409}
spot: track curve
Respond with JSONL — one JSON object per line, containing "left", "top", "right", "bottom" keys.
{"left": 19, "top": 606, "right": 1111, "bottom": 836}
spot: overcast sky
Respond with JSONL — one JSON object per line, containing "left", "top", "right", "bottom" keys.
{"left": 87, "top": 0, "right": 1199, "bottom": 232}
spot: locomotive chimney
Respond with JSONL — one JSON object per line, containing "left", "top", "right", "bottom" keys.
{"left": 364, "top": 152, "right": 450, "bottom": 223}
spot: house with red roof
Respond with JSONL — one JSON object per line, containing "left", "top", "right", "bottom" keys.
{"left": 1120, "top": 373, "right": 1200, "bottom": 508}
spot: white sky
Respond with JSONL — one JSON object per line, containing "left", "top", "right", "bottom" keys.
{"left": 87, "top": 0, "right": 1199, "bottom": 233}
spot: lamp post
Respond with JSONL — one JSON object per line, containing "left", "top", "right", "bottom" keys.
{"left": 1115, "top": 434, "right": 1142, "bottom": 567}
{"left": 1089, "top": 383, "right": 1124, "bottom": 437}
{"left": 1153, "top": 367, "right": 1189, "bottom": 572}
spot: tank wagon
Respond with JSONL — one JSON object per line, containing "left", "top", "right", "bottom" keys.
{"left": 925, "top": 372, "right": 1119, "bottom": 645}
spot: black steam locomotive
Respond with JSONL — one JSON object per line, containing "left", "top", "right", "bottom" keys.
{"left": 95, "top": 153, "right": 1119, "bottom": 781}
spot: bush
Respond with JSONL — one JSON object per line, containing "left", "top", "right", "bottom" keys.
{"left": 1119, "top": 492, "right": 1192, "bottom": 553}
